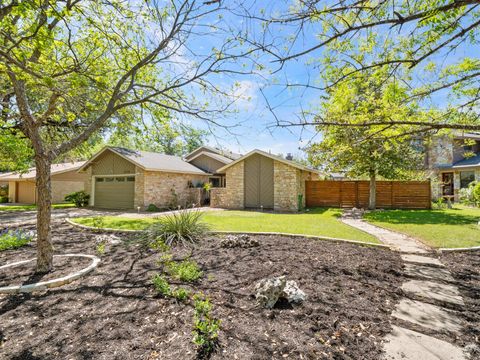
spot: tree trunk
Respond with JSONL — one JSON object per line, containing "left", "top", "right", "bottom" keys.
{"left": 368, "top": 170, "right": 376, "bottom": 210}
{"left": 35, "top": 154, "right": 53, "bottom": 273}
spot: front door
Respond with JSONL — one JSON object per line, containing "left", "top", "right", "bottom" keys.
{"left": 441, "top": 172, "right": 454, "bottom": 197}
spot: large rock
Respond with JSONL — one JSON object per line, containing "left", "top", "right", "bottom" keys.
{"left": 94, "top": 234, "right": 121, "bottom": 245}
{"left": 220, "top": 234, "right": 259, "bottom": 248}
{"left": 283, "top": 280, "right": 307, "bottom": 304}
{"left": 254, "top": 276, "right": 306, "bottom": 309}
{"left": 255, "top": 276, "right": 287, "bottom": 309}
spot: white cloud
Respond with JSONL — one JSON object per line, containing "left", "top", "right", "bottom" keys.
{"left": 232, "top": 80, "right": 260, "bottom": 111}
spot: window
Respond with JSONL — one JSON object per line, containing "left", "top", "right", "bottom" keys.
{"left": 96, "top": 177, "right": 104, "bottom": 182}
{"left": 126, "top": 176, "right": 135, "bottom": 182}
{"left": 105, "top": 177, "right": 114, "bottom": 182}
{"left": 115, "top": 177, "right": 125, "bottom": 182}
{"left": 209, "top": 177, "right": 221, "bottom": 188}
{"left": 460, "top": 171, "right": 475, "bottom": 189}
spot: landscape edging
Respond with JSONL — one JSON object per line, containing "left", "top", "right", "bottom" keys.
{"left": 0, "top": 254, "right": 100, "bottom": 294}
{"left": 438, "top": 245, "right": 480, "bottom": 253}
{"left": 65, "top": 218, "right": 390, "bottom": 249}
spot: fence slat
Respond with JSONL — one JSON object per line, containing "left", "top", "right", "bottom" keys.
{"left": 305, "top": 180, "right": 431, "bottom": 209}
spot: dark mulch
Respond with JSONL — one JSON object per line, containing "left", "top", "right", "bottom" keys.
{"left": 441, "top": 251, "right": 480, "bottom": 358}
{"left": 0, "top": 221, "right": 405, "bottom": 360}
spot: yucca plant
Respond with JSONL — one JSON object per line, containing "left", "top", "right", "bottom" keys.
{"left": 147, "top": 209, "right": 210, "bottom": 247}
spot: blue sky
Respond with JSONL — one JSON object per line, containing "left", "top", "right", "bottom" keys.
{"left": 171, "top": 1, "right": 479, "bottom": 157}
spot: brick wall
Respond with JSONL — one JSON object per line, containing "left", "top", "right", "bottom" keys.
{"left": 142, "top": 171, "right": 208, "bottom": 209}
{"left": 273, "top": 160, "right": 300, "bottom": 211}
{"left": 134, "top": 167, "right": 145, "bottom": 209}
{"left": 210, "top": 161, "right": 244, "bottom": 209}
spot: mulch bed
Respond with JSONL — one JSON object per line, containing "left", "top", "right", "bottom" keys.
{"left": 441, "top": 251, "right": 480, "bottom": 358}
{"left": 0, "top": 221, "right": 405, "bottom": 360}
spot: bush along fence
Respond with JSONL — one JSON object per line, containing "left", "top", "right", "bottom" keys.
{"left": 305, "top": 180, "right": 431, "bottom": 209}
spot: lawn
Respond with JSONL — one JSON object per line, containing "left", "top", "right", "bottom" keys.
{"left": 73, "top": 208, "right": 378, "bottom": 243}
{"left": 0, "top": 203, "right": 75, "bottom": 212}
{"left": 364, "top": 205, "right": 480, "bottom": 249}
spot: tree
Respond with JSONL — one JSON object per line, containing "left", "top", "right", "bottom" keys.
{"left": 108, "top": 107, "right": 208, "bottom": 156}
{"left": 0, "top": 0, "right": 258, "bottom": 272}
{"left": 247, "top": 0, "right": 480, "bottom": 133}
{"left": 306, "top": 69, "right": 423, "bottom": 209}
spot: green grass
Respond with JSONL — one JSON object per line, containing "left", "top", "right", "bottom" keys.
{"left": 364, "top": 205, "right": 480, "bottom": 249}
{"left": 0, "top": 203, "right": 75, "bottom": 212}
{"left": 73, "top": 208, "right": 378, "bottom": 243}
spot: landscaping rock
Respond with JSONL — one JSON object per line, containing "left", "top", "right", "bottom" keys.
{"left": 283, "top": 280, "right": 307, "bottom": 304}
{"left": 220, "top": 234, "right": 259, "bottom": 248}
{"left": 254, "top": 276, "right": 306, "bottom": 308}
{"left": 255, "top": 276, "right": 287, "bottom": 309}
{"left": 94, "top": 234, "right": 121, "bottom": 246}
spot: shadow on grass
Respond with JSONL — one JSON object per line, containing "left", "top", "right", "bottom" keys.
{"left": 364, "top": 209, "right": 479, "bottom": 226}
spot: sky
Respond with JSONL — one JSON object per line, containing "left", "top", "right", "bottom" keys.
{"left": 164, "top": 0, "right": 479, "bottom": 158}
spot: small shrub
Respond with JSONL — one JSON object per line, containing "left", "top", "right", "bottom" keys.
{"left": 152, "top": 274, "right": 171, "bottom": 296}
{"left": 166, "top": 259, "right": 203, "bottom": 282}
{"left": 147, "top": 203, "right": 161, "bottom": 212}
{"left": 96, "top": 241, "right": 106, "bottom": 255}
{"left": 473, "top": 182, "right": 480, "bottom": 206}
{"left": 172, "top": 287, "right": 190, "bottom": 302}
{"left": 192, "top": 293, "right": 220, "bottom": 359}
{"left": 65, "top": 190, "right": 90, "bottom": 207}
{"left": 0, "top": 195, "right": 8, "bottom": 203}
{"left": 0, "top": 229, "right": 34, "bottom": 251}
{"left": 432, "top": 197, "right": 446, "bottom": 209}
{"left": 147, "top": 209, "right": 210, "bottom": 247}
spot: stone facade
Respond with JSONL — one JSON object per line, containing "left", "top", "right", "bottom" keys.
{"left": 211, "top": 157, "right": 318, "bottom": 212}
{"left": 134, "top": 167, "right": 145, "bottom": 209}
{"left": 142, "top": 171, "right": 208, "bottom": 209}
{"left": 210, "top": 161, "right": 244, "bottom": 209}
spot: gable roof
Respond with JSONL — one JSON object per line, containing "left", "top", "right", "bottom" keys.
{"left": 451, "top": 153, "right": 480, "bottom": 169}
{"left": 78, "top": 147, "right": 210, "bottom": 175}
{"left": 216, "top": 149, "right": 322, "bottom": 174}
{"left": 0, "top": 161, "right": 86, "bottom": 181}
{"left": 185, "top": 146, "right": 242, "bottom": 161}
{"left": 187, "top": 151, "right": 233, "bottom": 165}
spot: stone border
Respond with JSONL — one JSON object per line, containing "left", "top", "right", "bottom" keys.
{"left": 0, "top": 254, "right": 100, "bottom": 294}
{"left": 438, "top": 245, "right": 480, "bottom": 253}
{"left": 66, "top": 218, "right": 389, "bottom": 249}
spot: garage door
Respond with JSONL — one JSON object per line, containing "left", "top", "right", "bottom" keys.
{"left": 94, "top": 176, "right": 135, "bottom": 209}
{"left": 244, "top": 154, "right": 274, "bottom": 208}
{"left": 17, "top": 181, "right": 36, "bottom": 204}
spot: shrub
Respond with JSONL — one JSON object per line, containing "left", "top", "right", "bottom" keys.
{"left": 0, "top": 229, "right": 34, "bottom": 251}
{"left": 152, "top": 274, "right": 171, "bottom": 296}
{"left": 147, "top": 203, "right": 161, "bottom": 212}
{"left": 192, "top": 293, "right": 220, "bottom": 359}
{"left": 0, "top": 195, "right": 8, "bottom": 203}
{"left": 473, "top": 182, "right": 480, "bottom": 206}
{"left": 172, "top": 287, "right": 190, "bottom": 302}
{"left": 166, "top": 259, "right": 203, "bottom": 282}
{"left": 91, "top": 216, "right": 105, "bottom": 229}
{"left": 459, "top": 181, "right": 480, "bottom": 207}
{"left": 147, "top": 209, "right": 210, "bottom": 247}
{"left": 64, "top": 190, "right": 90, "bottom": 207}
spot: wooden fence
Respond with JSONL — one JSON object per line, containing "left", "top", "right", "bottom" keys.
{"left": 305, "top": 180, "right": 431, "bottom": 209}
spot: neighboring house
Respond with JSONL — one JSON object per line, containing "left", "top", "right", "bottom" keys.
{"left": 210, "top": 149, "right": 322, "bottom": 212}
{"left": 0, "top": 162, "right": 87, "bottom": 204}
{"left": 184, "top": 146, "right": 241, "bottom": 187}
{"left": 426, "top": 132, "right": 480, "bottom": 201}
{"left": 78, "top": 147, "right": 213, "bottom": 209}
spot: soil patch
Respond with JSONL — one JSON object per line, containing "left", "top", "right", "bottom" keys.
{"left": 441, "top": 251, "right": 480, "bottom": 358}
{"left": 0, "top": 220, "right": 405, "bottom": 359}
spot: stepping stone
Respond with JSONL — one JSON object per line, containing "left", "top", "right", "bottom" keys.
{"left": 393, "top": 299, "right": 463, "bottom": 333}
{"left": 402, "top": 280, "right": 464, "bottom": 306}
{"left": 401, "top": 254, "right": 444, "bottom": 267}
{"left": 384, "top": 325, "right": 466, "bottom": 360}
{"left": 404, "top": 263, "right": 454, "bottom": 282}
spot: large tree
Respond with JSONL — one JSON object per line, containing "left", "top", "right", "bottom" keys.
{"left": 307, "top": 69, "right": 424, "bottom": 209}
{"left": 0, "top": 0, "right": 258, "bottom": 272}
{"left": 247, "top": 0, "right": 480, "bottom": 133}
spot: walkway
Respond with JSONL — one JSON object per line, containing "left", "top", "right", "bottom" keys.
{"left": 342, "top": 213, "right": 468, "bottom": 360}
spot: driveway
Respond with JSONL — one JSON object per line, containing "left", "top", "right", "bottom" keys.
{"left": 0, "top": 208, "right": 119, "bottom": 227}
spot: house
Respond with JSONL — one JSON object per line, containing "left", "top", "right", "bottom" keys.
{"left": 184, "top": 146, "right": 241, "bottom": 187}
{"left": 210, "top": 149, "right": 322, "bottom": 211}
{"left": 427, "top": 132, "right": 480, "bottom": 201}
{"left": 78, "top": 146, "right": 228, "bottom": 209}
{"left": 0, "top": 162, "right": 87, "bottom": 204}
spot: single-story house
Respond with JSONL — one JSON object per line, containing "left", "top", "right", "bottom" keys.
{"left": 210, "top": 149, "right": 322, "bottom": 211}
{"left": 0, "top": 162, "right": 87, "bottom": 204}
{"left": 78, "top": 147, "right": 216, "bottom": 209}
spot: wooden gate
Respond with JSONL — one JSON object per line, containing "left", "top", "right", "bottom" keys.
{"left": 305, "top": 180, "right": 431, "bottom": 209}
